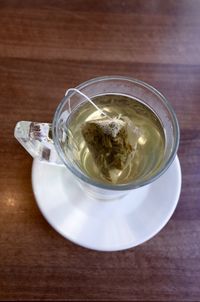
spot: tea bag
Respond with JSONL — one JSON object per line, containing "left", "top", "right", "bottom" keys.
{"left": 82, "top": 115, "right": 140, "bottom": 183}
{"left": 65, "top": 88, "right": 140, "bottom": 183}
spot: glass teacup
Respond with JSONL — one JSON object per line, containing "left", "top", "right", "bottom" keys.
{"left": 14, "top": 76, "right": 179, "bottom": 200}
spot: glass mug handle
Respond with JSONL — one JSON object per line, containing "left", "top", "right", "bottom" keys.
{"left": 14, "top": 121, "right": 62, "bottom": 164}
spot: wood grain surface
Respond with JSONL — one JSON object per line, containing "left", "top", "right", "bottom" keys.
{"left": 0, "top": 0, "right": 200, "bottom": 301}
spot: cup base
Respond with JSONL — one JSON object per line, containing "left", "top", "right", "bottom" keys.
{"left": 78, "top": 181, "right": 130, "bottom": 201}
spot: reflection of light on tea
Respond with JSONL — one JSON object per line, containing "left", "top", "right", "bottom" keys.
{"left": 85, "top": 110, "right": 99, "bottom": 121}
{"left": 80, "top": 141, "right": 85, "bottom": 149}
{"left": 138, "top": 136, "right": 147, "bottom": 145}
{"left": 103, "top": 107, "right": 113, "bottom": 114}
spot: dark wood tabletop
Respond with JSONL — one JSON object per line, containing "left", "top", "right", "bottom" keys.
{"left": 0, "top": 0, "right": 200, "bottom": 301}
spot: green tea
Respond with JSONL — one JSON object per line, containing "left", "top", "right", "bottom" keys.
{"left": 65, "top": 94, "right": 165, "bottom": 185}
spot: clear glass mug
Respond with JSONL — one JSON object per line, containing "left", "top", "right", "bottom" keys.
{"left": 14, "top": 76, "right": 180, "bottom": 200}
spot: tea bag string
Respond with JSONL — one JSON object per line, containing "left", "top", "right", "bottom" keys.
{"left": 65, "top": 88, "right": 112, "bottom": 120}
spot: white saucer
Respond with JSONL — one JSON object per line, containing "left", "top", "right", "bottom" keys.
{"left": 32, "top": 156, "right": 181, "bottom": 251}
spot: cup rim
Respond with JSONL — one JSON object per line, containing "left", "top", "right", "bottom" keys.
{"left": 52, "top": 76, "right": 180, "bottom": 191}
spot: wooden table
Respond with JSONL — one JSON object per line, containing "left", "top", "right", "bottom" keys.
{"left": 0, "top": 1, "right": 199, "bottom": 301}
